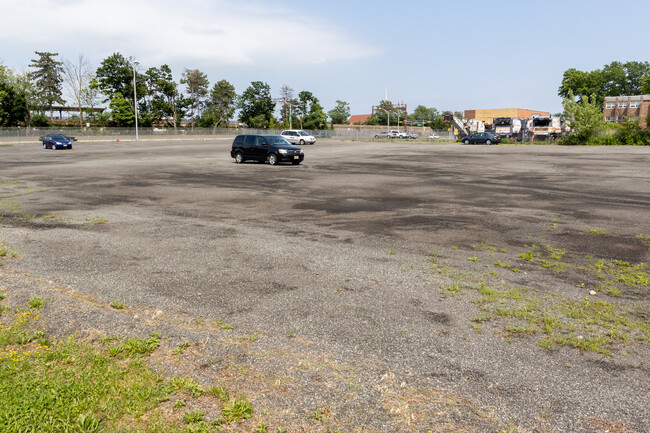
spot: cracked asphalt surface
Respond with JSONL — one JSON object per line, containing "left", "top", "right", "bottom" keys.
{"left": 1, "top": 138, "right": 649, "bottom": 432}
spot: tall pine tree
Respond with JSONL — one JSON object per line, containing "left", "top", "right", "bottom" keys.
{"left": 29, "top": 51, "right": 64, "bottom": 121}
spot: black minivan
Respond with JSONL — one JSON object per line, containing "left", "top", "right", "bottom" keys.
{"left": 230, "top": 134, "right": 304, "bottom": 165}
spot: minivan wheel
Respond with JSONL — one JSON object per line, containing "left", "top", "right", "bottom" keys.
{"left": 486, "top": 139, "right": 492, "bottom": 145}
{"left": 464, "top": 139, "right": 470, "bottom": 145}
{"left": 299, "top": 139, "right": 305, "bottom": 145}
{"left": 234, "top": 152, "right": 244, "bottom": 163}
{"left": 268, "top": 154, "right": 278, "bottom": 165}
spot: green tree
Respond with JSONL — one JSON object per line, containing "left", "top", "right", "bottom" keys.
{"left": 145, "top": 64, "right": 188, "bottom": 132}
{"left": 200, "top": 79, "right": 237, "bottom": 131}
{"left": 0, "top": 65, "right": 30, "bottom": 126}
{"left": 365, "top": 100, "right": 405, "bottom": 127}
{"left": 238, "top": 81, "right": 275, "bottom": 128}
{"left": 559, "top": 61, "right": 650, "bottom": 106}
{"left": 328, "top": 100, "right": 350, "bottom": 124}
{"left": 295, "top": 91, "right": 327, "bottom": 129}
{"left": 109, "top": 92, "right": 135, "bottom": 127}
{"left": 602, "top": 61, "right": 649, "bottom": 96}
{"left": 561, "top": 91, "right": 606, "bottom": 144}
{"left": 28, "top": 51, "right": 64, "bottom": 121}
{"left": 303, "top": 97, "right": 327, "bottom": 129}
{"left": 295, "top": 91, "right": 313, "bottom": 128}
{"left": 181, "top": 68, "right": 209, "bottom": 130}
{"left": 408, "top": 105, "right": 445, "bottom": 128}
{"left": 94, "top": 53, "right": 145, "bottom": 115}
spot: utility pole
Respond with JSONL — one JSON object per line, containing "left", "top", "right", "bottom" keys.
{"left": 129, "top": 58, "right": 139, "bottom": 142}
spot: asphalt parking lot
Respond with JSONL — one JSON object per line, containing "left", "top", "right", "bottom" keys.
{"left": 1, "top": 138, "right": 649, "bottom": 432}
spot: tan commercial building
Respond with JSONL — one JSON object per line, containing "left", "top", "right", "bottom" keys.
{"left": 464, "top": 108, "right": 550, "bottom": 126}
{"left": 603, "top": 95, "right": 650, "bottom": 128}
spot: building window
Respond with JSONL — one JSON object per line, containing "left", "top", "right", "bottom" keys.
{"left": 617, "top": 101, "right": 628, "bottom": 108}
{"left": 605, "top": 116, "right": 614, "bottom": 122}
{"left": 630, "top": 100, "right": 640, "bottom": 108}
{"left": 605, "top": 102, "right": 615, "bottom": 109}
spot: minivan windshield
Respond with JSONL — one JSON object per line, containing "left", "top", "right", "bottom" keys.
{"left": 265, "top": 136, "right": 291, "bottom": 145}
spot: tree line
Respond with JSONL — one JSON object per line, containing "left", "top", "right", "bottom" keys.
{"left": 558, "top": 60, "right": 650, "bottom": 145}
{"left": 0, "top": 51, "right": 342, "bottom": 131}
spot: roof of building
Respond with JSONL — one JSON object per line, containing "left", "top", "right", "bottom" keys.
{"left": 348, "top": 114, "right": 371, "bottom": 124}
{"left": 604, "top": 95, "right": 650, "bottom": 101}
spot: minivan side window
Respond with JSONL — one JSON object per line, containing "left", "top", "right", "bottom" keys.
{"left": 244, "top": 135, "right": 256, "bottom": 146}
{"left": 255, "top": 136, "right": 267, "bottom": 146}
{"left": 233, "top": 135, "right": 245, "bottom": 145}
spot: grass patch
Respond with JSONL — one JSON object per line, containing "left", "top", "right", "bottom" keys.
{"left": 106, "top": 334, "right": 161, "bottom": 358}
{"left": 584, "top": 259, "right": 649, "bottom": 296}
{"left": 472, "top": 242, "right": 497, "bottom": 252}
{"left": 1, "top": 299, "right": 257, "bottom": 433}
{"left": 84, "top": 216, "right": 108, "bottom": 225}
{"left": 0, "top": 304, "right": 184, "bottom": 432}
{"left": 583, "top": 225, "right": 609, "bottom": 235}
{"left": 466, "top": 277, "right": 649, "bottom": 354}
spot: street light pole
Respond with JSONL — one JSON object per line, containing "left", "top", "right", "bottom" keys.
{"left": 129, "top": 59, "right": 139, "bottom": 142}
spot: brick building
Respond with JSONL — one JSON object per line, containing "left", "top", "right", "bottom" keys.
{"left": 464, "top": 108, "right": 550, "bottom": 126}
{"left": 603, "top": 95, "right": 650, "bottom": 128}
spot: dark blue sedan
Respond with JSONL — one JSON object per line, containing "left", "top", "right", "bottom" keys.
{"left": 460, "top": 132, "right": 501, "bottom": 145}
{"left": 42, "top": 134, "right": 73, "bottom": 150}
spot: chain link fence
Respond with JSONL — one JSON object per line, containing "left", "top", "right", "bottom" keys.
{"left": 0, "top": 126, "right": 452, "bottom": 144}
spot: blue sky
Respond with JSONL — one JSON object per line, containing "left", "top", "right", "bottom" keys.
{"left": 1, "top": 0, "right": 648, "bottom": 117}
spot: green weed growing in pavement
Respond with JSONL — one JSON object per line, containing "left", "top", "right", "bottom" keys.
{"left": 209, "top": 384, "right": 230, "bottom": 402}
{"left": 518, "top": 251, "right": 534, "bottom": 262}
{"left": 169, "top": 376, "right": 205, "bottom": 398}
{"left": 183, "top": 409, "right": 205, "bottom": 424}
{"left": 28, "top": 296, "right": 44, "bottom": 309}
{"left": 110, "top": 299, "right": 126, "bottom": 310}
{"left": 583, "top": 225, "right": 608, "bottom": 235}
{"left": 213, "top": 318, "right": 234, "bottom": 330}
{"left": 173, "top": 340, "right": 190, "bottom": 355}
{"left": 222, "top": 396, "right": 253, "bottom": 423}
{"left": 84, "top": 216, "right": 108, "bottom": 225}
{"left": 472, "top": 242, "right": 497, "bottom": 252}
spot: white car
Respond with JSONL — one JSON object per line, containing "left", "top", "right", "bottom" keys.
{"left": 387, "top": 130, "right": 406, "bottom": 138}
{"left": 280, "top": 130, "right": 316, "bottom": 145}
{"left": 428, "top": 133, "right": 440, "bottom": 139}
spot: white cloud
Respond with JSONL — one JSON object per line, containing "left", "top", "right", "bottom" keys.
{"left": 0, "top": 0, "right": 379, "bottom": 71}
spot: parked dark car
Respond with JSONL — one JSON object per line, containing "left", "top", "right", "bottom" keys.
{"left": 460, "top": 132, "right": 501, "bottom": 145}
{"left": 41, "top": 134, "right": 73, "bottom": 150}
{"left": 230, "top": 134, "right": 304, "bottom": 165}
